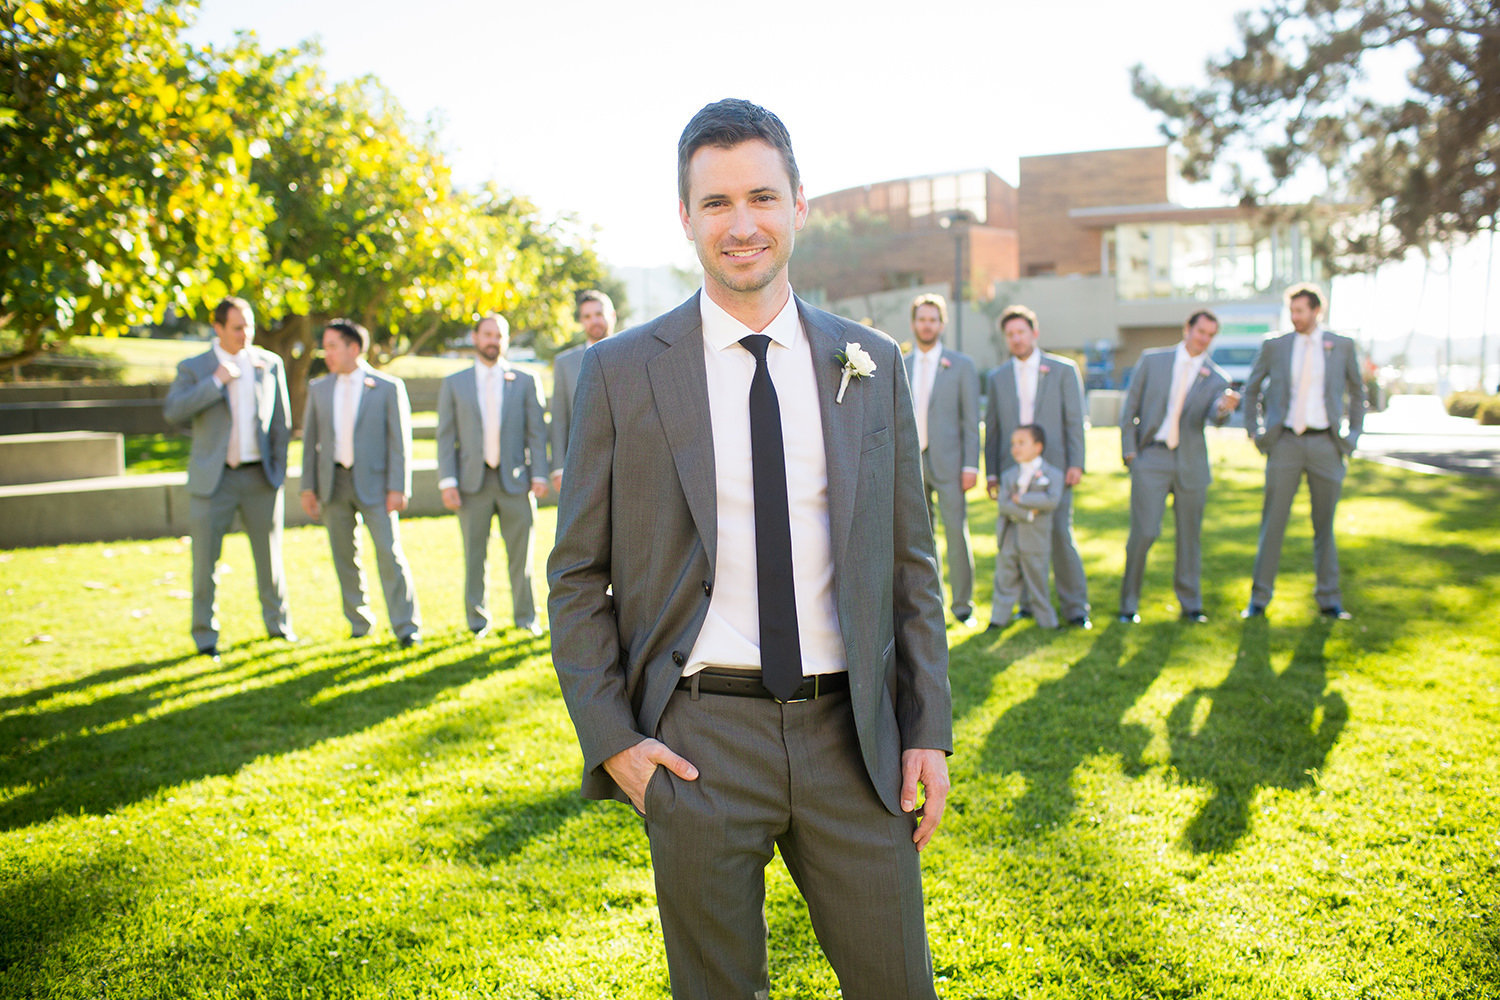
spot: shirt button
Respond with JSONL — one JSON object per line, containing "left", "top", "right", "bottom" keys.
{"left": 702, "top": 580, "right": 712, "bottom": 596}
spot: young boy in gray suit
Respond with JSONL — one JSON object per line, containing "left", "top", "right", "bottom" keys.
{"left": 989, "top": 424, "right": 1065, "bottom": 629}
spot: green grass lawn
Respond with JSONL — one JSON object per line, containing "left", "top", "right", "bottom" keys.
{"left": 2, "top": 429, "right": 1497, "bottom": 998}
{"left": 122, "top": 433, "right": 441, "bottom": 476}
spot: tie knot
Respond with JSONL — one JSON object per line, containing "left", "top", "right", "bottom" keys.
{"left": 740, "top": 334, "right": 772, "bottom": 364}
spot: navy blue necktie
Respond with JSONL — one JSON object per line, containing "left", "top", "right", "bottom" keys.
{"left": 739, "top": 334, "right": 802, "bottom": 701}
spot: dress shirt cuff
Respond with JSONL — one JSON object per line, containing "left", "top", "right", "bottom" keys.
{"left": 962, "top": 466, "right": 979, "bottom": 475}
{"left": 438, "top": 476, "right": 458, "bottom": 491}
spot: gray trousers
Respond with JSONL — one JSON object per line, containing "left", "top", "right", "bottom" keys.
{"left": 189, "top": 464, "right": 290, "bottom": 649}
{"left": 1120, "top": 446, "right": 1207, "bottom": 615}
{"left": 992, "top": 523, "right": 1057, "bottom": 629}
{"left": 922, "top": 452, "right": 974, "bottom": 617}
{"left": 1020, "top": 485, "right": 1089, "bottom": 619}
{"left": 644, "top": 684, "right": 937, "bottom": 1000}
{"left": 1251, "top": 430, "right": 1346, "bottom": 608}
{"left": 323, "top": 467, "right": 421, "bottom": 640}
{"left": 457, "top": 468, "right": 536, "bottom": 631}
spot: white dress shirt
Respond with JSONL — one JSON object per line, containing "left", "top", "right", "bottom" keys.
{"left": 684, "top": 288, "right": 847, "bottom": 679}
{"left": 333, "top": 364, "right": 367, "bottom": 468}
{"left": 1013, "top": 350, "right": 1041, "bottom": 425}
{"left": 912, "top": 343, "right": 942, "bottom": 452}
{"left": 212, "top": 341, "right": 261, "bottom": 464}
{"left": 1286, "top": 326, "right": 1329, "bottom": 431}
{"left": 1154, "top": 342, "right": 1200, "bottom": 446}
{"left": 436, "top": 361, "right": 503, "bottom": 492}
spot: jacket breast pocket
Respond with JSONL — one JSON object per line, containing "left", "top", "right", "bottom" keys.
{"left": 861, "top": 426, "right": 892, "bottom": 453}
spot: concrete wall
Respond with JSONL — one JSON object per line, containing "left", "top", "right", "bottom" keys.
{"left": 987, "top": 275, "right": 1119, "bottom": 354}
{"left": 0, "top": 460, "right": 449, "bottom": 549}
{"left": 0, "top": 431, "right": 124, "bottom": 485}
{"left": 0, "top": 382, "right": 169, "bottom": 403}
{"left": 0, "top": 399, "right": 174, "bottom": 435}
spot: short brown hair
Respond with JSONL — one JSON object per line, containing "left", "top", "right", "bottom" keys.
{"left": 475, "top": 312, "right": 510, "bottom": 338}
{"left": 212, "top": 296, "right": 253, "bottom": 327}
{"left": 678, "top": 99, "right": 799, "bottom": 205}
{"left": 998, "top": 304, "right": 1037, "bottom": 332}
{"left": 575, "top": 289, "right": 615, "bottom": 320}
{"left": 911, "top": 293, "right": 947, "bottom": 324}
{"left": 1186, "top": 309, "right": 1220, "bottom": 329}
{"left": 1286, "top": 282, "right": 1323, "bottom": 311}
{"left": 324, "top": 318, "right": 370, "bottom": 353}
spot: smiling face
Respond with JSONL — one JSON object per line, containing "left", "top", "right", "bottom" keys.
{"left": 1182, "top": 314, "right": 1219, "bottom": 357}
{"left": 679, "top": 139, "right": 807, "bottom": 315}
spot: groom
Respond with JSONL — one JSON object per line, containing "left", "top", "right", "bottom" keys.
{"left": 547, "top": 99, "right": 952, "bottom": 999}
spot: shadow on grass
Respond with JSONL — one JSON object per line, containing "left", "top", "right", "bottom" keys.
{"left": 1167, "top": 616, "right": 1347, "bottom": 854}
{"left": 0, "top": 635, "right": 540, "bottom": 831}
{"left": 971, "top": 622, "right": 1173, "bottom": 829}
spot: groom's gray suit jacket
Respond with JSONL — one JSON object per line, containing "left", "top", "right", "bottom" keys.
{"left": 547, "top": 293, "right": 953, "bottom": 815}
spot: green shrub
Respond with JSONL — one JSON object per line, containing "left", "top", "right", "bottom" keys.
{"left": 1445, "top": 391, "right": 1488, "bottom": 418}
{"left": 1479, "top": 398, "right": 1500, "bottom": 425}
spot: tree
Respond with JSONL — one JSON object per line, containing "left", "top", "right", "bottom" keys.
{"left": 1131, "top": 0, "right": 1500, "bottom": 270}
{"left": 0, "top": 0, "right": 269, "bottom": 367}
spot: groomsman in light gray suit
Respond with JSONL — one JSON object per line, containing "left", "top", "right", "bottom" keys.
{"left": 1243, "top": 283, "right": 1364, "bottom": 620}
{"left": 904, "top": 293, "right": 981, "bottom": 626}
{"left": 1117, "top": 310, "right": 1241, "bottom": 624}
{"left": 437, "top": 314, "right": 549, "bottom": 638}
{"left": 163, "top": 296, "right": 294, "bottom": 659}
{"left": 548, "top": 289, "right": 616, "bottom": 495}
{"left": 548, "top": 99, "right": 951, "bottom": 999}
{"left": 984, "top": 304, "right": 1091, "bottom": 627}
{"left": 299, "top": 319, "right": 422, "bottom": 647}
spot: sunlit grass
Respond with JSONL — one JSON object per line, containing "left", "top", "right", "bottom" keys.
{"left": 2, "top": 430, "right": 1497, "bottom": 998}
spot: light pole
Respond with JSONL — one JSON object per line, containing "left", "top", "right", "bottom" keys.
{"left": 939, "top": 210, "right": 974, "bottom": 353}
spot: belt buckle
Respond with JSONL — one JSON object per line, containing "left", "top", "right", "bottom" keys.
{"left": 775, "top": 675, "right": 818, "bottom": 705}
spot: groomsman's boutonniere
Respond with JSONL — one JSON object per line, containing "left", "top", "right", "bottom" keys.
{"left": 1034, "top": 474, "right": 1049, "bottom": 487}
{"left": 940, "top": 357, "right": 952, "bottom": 369}
{"left": 1039, "top": 364, "right": 1051, "bottom": 375}
{"left": 835, "top": 343, "right": 877, "bottom": 403}
{"left": 1198, "top": 366, "right": 1211, "bottom": 378}
{"left": 503, "top": 370, "right": 517, "bottom": 381}
{"left": 363, "top": 376, "right": 377, "bottom": 388}
{"left": 1322, "top": 340, "right": 1334, "bottom": 352}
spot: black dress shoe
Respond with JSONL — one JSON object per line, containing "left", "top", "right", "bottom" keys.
{"left": 1180, "top": 610, "right": 1210, "bottom": 624}
{"left": 985, "top": 620, "right": 1006, "bottom": 632}
{"left": 398, "top": 634, "right": 422, "bottom": 649}
{"left": 1320, "top": 605, "right": 1353, "bottom": 620}
{"left": 1016, "top": 608, "right": 1035, "bottom": 619}
{"left": 1240, "top": 604, "right": 1266, "bottom": 619}
{"left": 1067, "top": 616, "right": 1093, "bottom": 630}
{"left": 271, "top": 630, "right": 301, "bottom": 643}
{"left": 1116, "top": 612, "right": 1140, "bottom": 624}
{"left": 470, "top": 625, "right": 491, "bottom": 640}
{"left": 955, "top": 615, "right": 978, "bottom": 628}
{"left": 197, "top": 645, "right": 220, "bottom": 661}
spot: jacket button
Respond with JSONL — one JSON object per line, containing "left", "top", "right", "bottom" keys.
{"left": 671, "top": 651, "right": 685, "bottom": 666}
{"left": 702, "top": 580, "right": 712, "bottom": 596}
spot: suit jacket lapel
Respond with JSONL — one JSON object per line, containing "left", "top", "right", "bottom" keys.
{"left": 647, "top": 294, "right": 718, "bottom": 570}
{"left": 800, "top": 300, "right": 860, "bottom": 567}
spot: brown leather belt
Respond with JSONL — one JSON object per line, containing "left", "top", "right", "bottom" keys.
{"left": 677, "top": 670, "right": 849, "bottom": 703}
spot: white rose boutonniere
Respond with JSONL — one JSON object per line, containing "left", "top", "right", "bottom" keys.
{"left": 835, "top": 342, "right": 877, "bottom": 404}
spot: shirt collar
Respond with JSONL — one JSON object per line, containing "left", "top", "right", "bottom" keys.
{"left": 1296, "top": 324, "right": 1323, "bottom": 340}
{"left": 700, "top": 286, "right": 801, "bottom": 354}
{"left": 212, "top": 341, "right": 248, "bottom": 366}
{"left": 1175, "top": 341, "right": 1199, "bottom": 367}
{"left": 1019, "top": 456, "right": 1043, "bottom": 475}
{"left": 915, "top": 343, "right": 944, "bottom": 366}
{"left": 1015, "top": 349, "right": 1040, "bottom": 374}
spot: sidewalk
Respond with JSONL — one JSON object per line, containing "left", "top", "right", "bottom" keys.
{"left": 1362, "top": 394, "right": 1500, "bottom": 437}
{"left": 1356, "top": 394, "right": 1500, "bottom": 478}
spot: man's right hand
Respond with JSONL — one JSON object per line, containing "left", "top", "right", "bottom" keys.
{"left": 299, "top": 490, "right": 321, "bottom": 520}
{"left": 214, "top": 362, "right": 239, "bottom": 385}
{"left": 441, "top": 486, "right": 462, "bottom": 511}
{"left": 986, "top": 477, "right": 999, "bottom": 500}
{"left": 550, "top": 470, "right": 563, "bottom": 494}
{"left": 603, "top": 738, "right": 699, "bottom": 814}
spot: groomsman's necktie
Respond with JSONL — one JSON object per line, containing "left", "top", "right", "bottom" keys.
{"left": 1163, "top": 358, "right": 1193, "bottom": 450}
{"left": 483, "top": 367, "right": 501, "bottom": 469}
{"left": 739, "top": 334, "right": 802, "bottom": 701}
{"left": 1292, "top": 335, "right": 1315, "bottom": 434}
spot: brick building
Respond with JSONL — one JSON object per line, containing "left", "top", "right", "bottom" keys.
{"left": 797, "top": 146, "right": 1326, "bottom": 377}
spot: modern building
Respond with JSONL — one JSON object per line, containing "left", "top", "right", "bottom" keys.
{"left": 798, "top": 146, "right": 1328, "bottom": 378}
